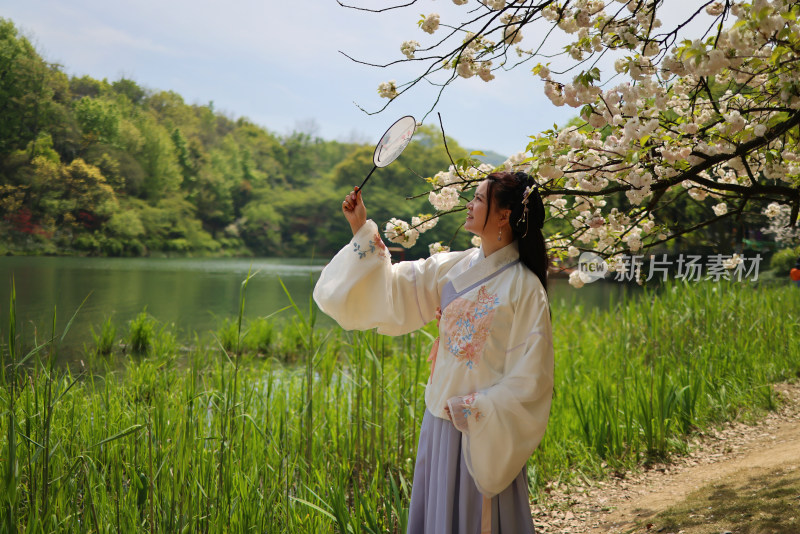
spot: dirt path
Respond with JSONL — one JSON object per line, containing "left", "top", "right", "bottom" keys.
{"left": 533, "top": 382, "right": 800, "bottom": 534}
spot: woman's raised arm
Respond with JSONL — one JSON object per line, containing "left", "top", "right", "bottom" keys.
{"left": 314, "top": 189, "right": 471, "bottom": 335}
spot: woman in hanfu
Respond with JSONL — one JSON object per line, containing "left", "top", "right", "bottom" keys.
{"left": 313, "top": 171, "right": 554, "bottom": 534}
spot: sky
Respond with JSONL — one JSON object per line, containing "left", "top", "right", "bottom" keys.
{"left": 0, "top": 0, "right": 707, "bottom": 156}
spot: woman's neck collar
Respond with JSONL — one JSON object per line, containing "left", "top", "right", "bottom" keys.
{"left": 480, "top": 233, "right": 515, "bottom": 258}
{"left": 479, "top": 238, "right": 517, "bottom": 260}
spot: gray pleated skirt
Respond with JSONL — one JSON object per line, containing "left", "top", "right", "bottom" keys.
{"left": 406, "top": 409, "right": 536, "bottom": 534}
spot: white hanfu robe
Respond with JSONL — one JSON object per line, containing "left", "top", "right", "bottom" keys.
{"left": 313, "top": 219, "right": 554, "bottom": 499}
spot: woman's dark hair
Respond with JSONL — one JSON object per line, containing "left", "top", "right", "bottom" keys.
{"left": 483, "top": 171, "right": 549, "bottom": 293}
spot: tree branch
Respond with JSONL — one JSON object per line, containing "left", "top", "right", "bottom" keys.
{"left": 336, "top": 0, "right": 418, "bottom": 13}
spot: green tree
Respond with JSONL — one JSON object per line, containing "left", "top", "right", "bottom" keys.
{"left": 0, "top": 19, "right": 62, "bottom": 157}
{"left": 135, "top": 114, "right": 182, "bottom": 200}
{"left": 111, "top": 77, "right": 146, "bottom": 106}
{"left": 240, "top": 200, "right": 282, "bottom": 254}
{"left": 75, "top": 97, "right": 121, "bottom": 145}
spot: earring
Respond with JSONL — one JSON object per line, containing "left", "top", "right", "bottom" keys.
{"left": 497, "top": 228, "right": 502, "bottom": 241}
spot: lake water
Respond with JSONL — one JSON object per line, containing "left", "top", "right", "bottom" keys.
{"left": 0, "top": 256, "right": 639, "bottom": 362}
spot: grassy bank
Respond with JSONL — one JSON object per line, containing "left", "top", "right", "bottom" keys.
{"left": 1, "top": 280, "right": 799, "bottom": 532}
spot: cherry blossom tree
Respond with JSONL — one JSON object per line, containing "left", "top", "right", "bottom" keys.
{"left": 341, "top": 0, "right": 800, "bottom": 283}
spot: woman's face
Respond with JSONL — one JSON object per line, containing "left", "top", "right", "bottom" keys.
{"left": 464, "top": 180, "right": 495, "bottom": 237}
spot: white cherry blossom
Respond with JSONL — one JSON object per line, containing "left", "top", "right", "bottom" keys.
{"left": 421, "top": 13, "right": 440, "bottom": 34}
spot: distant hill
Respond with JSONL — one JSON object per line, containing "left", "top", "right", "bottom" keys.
{"left": 0, "top": 17, "right": 474, "bottom": 259}
{"left": 470, "top": 149, "right": 507, "bottom": 167}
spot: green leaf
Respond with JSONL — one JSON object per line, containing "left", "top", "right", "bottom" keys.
{"left": 290, "top": 496, "right": 338, "bottom": 522}
{"left": 61, "top": 292, "right": 92, "bottom": 344}
{"left": 90, "top": 424, "right": 145, "bottom": 448}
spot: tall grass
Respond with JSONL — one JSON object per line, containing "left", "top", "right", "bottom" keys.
{"left": 538, "top": 280, "right": 800, "bottom": 488}
{"left": 1, "top": 279, "right": 798, "bottom": 532}
{"left": 89, "top": 316, "right": 117, "bottom": 358}
{"left": 128, "top": 310, "right": 157, "bottom": 355}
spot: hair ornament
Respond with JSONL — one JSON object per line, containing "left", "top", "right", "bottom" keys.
{"left": 515, "top": 172, "right": 544, "bottom": 237}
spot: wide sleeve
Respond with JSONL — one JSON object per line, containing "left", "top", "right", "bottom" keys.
{"left": 446, "top": 278, "right": 554, "bottom": 497}
{"left": 313, "top": 219, "right": 467, "bottom": 336}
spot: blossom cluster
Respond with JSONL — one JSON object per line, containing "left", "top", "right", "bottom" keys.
{"left": 429, "top": 241, "right": 451, "bottom": 255}
{"left": 445, "top": 32, "right": 498, "bottom": 81}
{"left": 420, "top": 13, "right": 440, "bottom": 34}
{"left": 383, "top": 214, "right": 439, "bottom": 249}
{"left": 762, "top": 202, "right": 800, "bottom": 244}
{"left": 385, "top": 218, "right": 418, "bottom": 247}
{"left": 377, "top": 80, "right": 397, "bottom": 99}
{"left": 401, "top": 40, "right": 420, "bottom": 59}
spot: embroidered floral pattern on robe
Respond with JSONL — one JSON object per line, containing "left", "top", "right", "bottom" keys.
{"left": 353, "top": 234, "right": 389, "bottom": 259}
{"left": 441, "top": 285, "right": 499, "bottom": 369}
{"left": 371, "top": 234, "right": 389, "bottom": 258}
{"left": 461, "top": 392, "right": 483, "bottom": 422}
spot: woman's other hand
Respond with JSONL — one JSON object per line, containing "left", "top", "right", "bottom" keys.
{"left": 342, "top": 187, "right": 367, "bottom": 235}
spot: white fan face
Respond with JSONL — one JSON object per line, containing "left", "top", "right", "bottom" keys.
{"left": 373, "top": 116, "right": 416, "bottom": 167}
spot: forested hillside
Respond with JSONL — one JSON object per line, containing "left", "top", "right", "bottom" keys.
{"left": 0, "top": 18, "right": 474, "bottom": 258}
